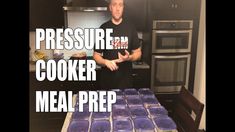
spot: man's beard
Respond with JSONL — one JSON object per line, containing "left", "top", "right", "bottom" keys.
{"left": 113, "top": 15, "right": 122, "bottom": 22}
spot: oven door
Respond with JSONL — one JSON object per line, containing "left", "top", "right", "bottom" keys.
{"left": 152, "top": 30, "right": 192, "bottom": 53}
{"left": 151, "top": 55, "right": 190, "bottom": 93}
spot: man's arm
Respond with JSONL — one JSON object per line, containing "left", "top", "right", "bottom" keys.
{"left": 129, "top": 47, "right": 142, "bottom": 62}
{"left": 93, "top": 51, "right": 119, "bottom": 71}
{"left": 116, "top": 47, "right": 142, "bottom": 63}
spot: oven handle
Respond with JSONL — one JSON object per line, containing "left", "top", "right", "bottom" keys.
{"left": 152, "top": 20, "right": 193, "bottom": 29}
{"left": 153, "top": 54, "right": 191, "bottom": 59}
{"left": 153, "top": 30, "right": 192, "bottom": 34}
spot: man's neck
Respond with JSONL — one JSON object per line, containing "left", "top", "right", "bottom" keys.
{"left": 112, "top": 18, "right": 123, "bottom": 25}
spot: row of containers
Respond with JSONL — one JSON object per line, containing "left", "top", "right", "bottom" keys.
{"left": 67, "top": 88, "right": 177, "bottom": 132}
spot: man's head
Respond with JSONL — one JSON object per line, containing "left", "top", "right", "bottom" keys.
{"left": 109, "top": 0, "right": 124, "bottom": 23}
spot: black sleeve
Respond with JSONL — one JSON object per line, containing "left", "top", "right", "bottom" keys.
{"left": 94, "top": 24, "right": 104, "bottom": 54}
{"left": 131, "top": 25, "right": 140, "bottom": 50}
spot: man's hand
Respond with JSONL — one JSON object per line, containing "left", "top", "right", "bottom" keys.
{"left": 115, "top": 50, "right": 130, "bottom": 63}
{"left": 104, "top": 59, "right": 119, "bottom": 71}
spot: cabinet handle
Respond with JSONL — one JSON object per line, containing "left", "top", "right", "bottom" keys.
{"left": 175, "top": 4, "right": 178, "bottom": 8}
{"left": 165, "top": 100, "right": 173, "bottom": 103}
{"left": 132, "top": 73, "right": 138, "bottom": 77}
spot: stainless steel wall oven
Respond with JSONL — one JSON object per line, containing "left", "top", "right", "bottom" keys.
{"left": 151, "top": 54, "right": 190, "bottom": 93}
{"left": 151, "top": 20, "right": 193, "bottom": 93}
{"left": 152, "top": 20, "right": 193, "bottom": 53}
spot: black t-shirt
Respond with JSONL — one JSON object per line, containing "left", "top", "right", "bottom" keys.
{"left": 94, "top": 19, "right": 140, "bottom": 89}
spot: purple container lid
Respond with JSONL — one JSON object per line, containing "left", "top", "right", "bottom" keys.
{"left": 129, "top": 106, "right": 148, "bottom": 118}
{"left": 114, "top": 98, "right": 127, "bottom": 106}
{"left": 72, "top": 105, "right": 90, "bottom": 120}
{"left": 141, "top": 96, "right": 159, "bottom": 105}
{"left": 153, "top": 116, "right": 177, "bottom": 130}
{"left": 76, "top": 95, "right": 89, "bottom": 106}
{"left": 138, "top": 88, "right": 155, "bottom": 96}
{"left": 126, "top": 97, "right": 143, "bottom": 106}
{"left": 112, "top": 106, "right": 130, "bottom": 118}
{"left": 113, "top": 118, "right": 133, "bottom": 132}
{"left": 148, "top": 106, "right": 168, "bottom": 117}
{"left": 115, "top": 90, "right": 124, "bottom": 96}
{"left": 67, "top": 120, "right": 89, "bottom": 132}
{"left": 90, "top": 120, "right": 111, "bottom": 132}
{"left": 133, "top": 117, "right": 155, "bottom": 131}
{"left": 124, "top": 89, "right": 139, "bottom": 96}
{"left": 112, "top": 89, "right": 124, "bottom": 98}
{"left": 92, "top": 112, "right": 110, "bottom": 119}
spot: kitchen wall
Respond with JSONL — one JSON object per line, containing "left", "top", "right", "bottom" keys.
{"left": 61, "top": 11, "right": 111, "bottom": 59}
{"left": 29, "top": 11, "right": 111, "bottom": 60}
{"left": 193, "top": 0, "right": 205, "bottom": 130}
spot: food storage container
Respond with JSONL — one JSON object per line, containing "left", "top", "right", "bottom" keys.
{"left": 148, "top": 106, "right": 168, "bottom": 117}
{"left": 67, "top": 120, "right": 89, "bottom": 132}
{"left": 113, "top": 118, "right": 133, "bottom": 132}
{"left": 126, "top": 96, "right": 143, "bottom": 106}
{"left": 92, "top": 112, "right": 110, "bottom": 120}
{"left": 112, "top": 89, "right": 124, "bottom": 99}
{"left": 138, "top": 88, "right": 155, "bottom": 97}
{"left": 129, "top": 106, "right": 148, "bottom": 118}
{"left": 72, "top": 105, "right": 90, "bottom": 120}
{"left": 133, "top": 117, "right": 155, "bottom": 132}
{"left": 141, "top": 96, "right": 159, "bottom": 108}
{"left": 153, "top": 116, "right": 177, "bottom": 132}
{"left": 90, "top": 120, "right": 111, "bottom": 132}
{"left": 124, "top": 88, "right": 139, "bottom": 97}
{"left": 113, "top": 97, "right": 127, "bottom": 106}
{"left": 112, "top": 105, "right": 131, "bottom": 119}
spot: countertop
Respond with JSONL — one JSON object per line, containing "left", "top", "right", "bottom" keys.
{"left": 29, "top": 60, "right": 150, "bottom": 72}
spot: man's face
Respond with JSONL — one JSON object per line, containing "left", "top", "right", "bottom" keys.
{"left": 109, "top": 0, "right": 124, "bottom": 21}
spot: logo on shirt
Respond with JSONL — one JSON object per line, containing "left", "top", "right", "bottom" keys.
{"left": 111, "top": 36, "right": 128, "bottom": 49}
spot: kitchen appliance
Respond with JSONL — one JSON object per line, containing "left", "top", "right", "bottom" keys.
{"left": 63, "top": 0, "right": 109, "bottom": 12}
{"left": 151, "top": 20, "right": 193, "bottom": 93}
{"left": 151, "top": 54, "right": 190, "bottom": 93}
{"left": 152, "top": 20, "right": 193, "bottom": 53}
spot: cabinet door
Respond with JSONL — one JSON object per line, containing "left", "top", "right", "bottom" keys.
{"left": 175, "top": 0, "right": 201, "bottom": 18}
{"left": 123, "top": 0, "right": 147, "bottom": 31}
{"left": 132, "top": 69, "right": 150, "bottom": 88}
{"left": 30, "top": 0, "right": 65, "bottom": 31}
{"left": 148, "top": 0, "right": 201, "bottom": 19}
{"left": 148, "top": 0, "right": 173, "bottom": 20}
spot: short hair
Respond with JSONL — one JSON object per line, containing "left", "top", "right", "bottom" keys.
{"left": 109, "top": 0, "right": 125, "bottom": 5}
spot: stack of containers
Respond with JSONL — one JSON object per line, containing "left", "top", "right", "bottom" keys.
{"left": 112, "top": 89, "right": 133, "bottom": 132}
{"left": 66, "top": 88, "right": 177, "bottom": 132}
{"left": 67, "top": 105, "right": 90, "bottom": 132}
{"left": 91, "top": 110, "right": 111, "bottom": 132}
{"left": 90, "top": 90, "right": 111, "bottom": 132}
{"left": 139, "top": 88, "right": 177, "bottom": 132}
{"left": 125, "top": 88, "right": 155, "bottom": 132}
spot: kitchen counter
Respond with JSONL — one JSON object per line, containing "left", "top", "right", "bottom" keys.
{"left": 61, "top": 89, "right": 178, "bottom": 132}
{"left": 132, "top": 61, "right": 150, "bottom": 69}
{"left": 29, "top": 60, "right": 150, "bottom": 72}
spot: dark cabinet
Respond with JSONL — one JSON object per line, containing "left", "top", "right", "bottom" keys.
{"left": 148, "top": 0, "right": 201, "bottom": 20}
{"left": 132, "top": 69, "right": 150, "bottom": 88}
{"left": 123, "top": 0, "right": 148, "bottom": 31}
{"left": 147, "top": 0, "right": 201, "bottom": 93}
{"left": 30, "top": 0, "right": 65, "bottom": 31}
{"left": 29, "top": 0, "right": 201, "bottom": 32}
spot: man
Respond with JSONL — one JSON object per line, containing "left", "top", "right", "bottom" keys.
{"left": 93, "top": 0, "right": 142, "bottom": 89}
